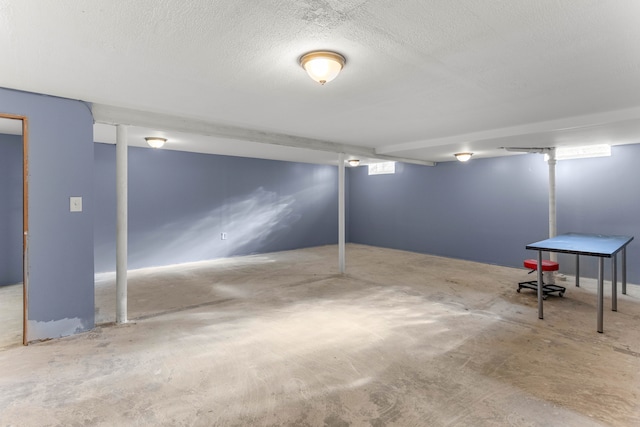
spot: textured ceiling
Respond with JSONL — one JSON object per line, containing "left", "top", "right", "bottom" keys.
{"left": 1, "top": 0, "right": 640, "bottom": 164}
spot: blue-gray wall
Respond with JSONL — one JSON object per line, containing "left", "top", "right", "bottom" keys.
{"left": 349, "top": 144, "right": 640, "bottom": 284}
{"left": 556, "top": 144, "right": 640, "bottom": 280}
{"left": 2, "top": 83, "right": 639, "bottom": 345}
{"left": 94, "top": 144, "right": 338, "bottom": 272}
{"left": 0, "top": 87, "right": 95, "bottom": 341}
{"left": 0, "top": 134, "right": 23, "bottom": 286}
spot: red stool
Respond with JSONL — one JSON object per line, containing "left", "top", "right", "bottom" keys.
{"left": 517, "top": 259, "right": 566, "bottom": 299}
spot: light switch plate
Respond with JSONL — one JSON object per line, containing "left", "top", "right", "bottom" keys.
{"left": 70, "top": 196, "right": 83, "bottom": 212}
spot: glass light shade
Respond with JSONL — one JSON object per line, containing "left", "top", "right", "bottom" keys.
{"left": 300, "top": 51, "right": 345, "bottom": 85}
{"left": 455, "top": 152, "right": 473, "bottom": 162}
{"left": 348, "top": 159, "right": 360, "bottom": 167}
{"left": 145, "top": 137, "right": 166, "bottom": 148}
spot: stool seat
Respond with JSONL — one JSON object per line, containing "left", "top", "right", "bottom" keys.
{"left": 518, "top": 258, "right": 564, "bottom": 299}
{"left": 523, "top": 259, "right": 559, "bottom": 272}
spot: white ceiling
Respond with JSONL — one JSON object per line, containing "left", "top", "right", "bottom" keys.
{"left": 1, "top": 0, "right": 640, "bottom": 164}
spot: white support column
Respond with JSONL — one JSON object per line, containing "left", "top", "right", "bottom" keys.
{"left": 338, "top": 153, "right": 346, "bottom": 273}
{"left": 547, "top": 148, "right": 557, "bottom": 262}
{"left": 116, "top": 125, "right": 128, "bottom": 324}
{"left": 545, "top": 148, "right": 558, "bottom": 285}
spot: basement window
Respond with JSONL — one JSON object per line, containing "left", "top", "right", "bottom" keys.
{"left": 368, "top": 162, "right": 396, "bottom": 175}
{"left": 543, "top": 145, "right": 612, "bottom": 162}
{"left": 555, "top": 144, "right": 611, "bottom": 160}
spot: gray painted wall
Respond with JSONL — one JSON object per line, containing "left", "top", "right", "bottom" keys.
{"left": 0, "top": 87, "right": 95, "bottom": 341}
{"left": 94, "top": 143, "right": 338, "bottom": 273}
{"left": 349, "top": 145, "right": 640, "bottom": 284}
{"left": 0, "top": 134, "right": 23, "bottom": 286}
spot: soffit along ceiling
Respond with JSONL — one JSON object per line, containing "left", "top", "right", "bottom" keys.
{"left": 1, "top": 1, "right": 640, "bottom": 164}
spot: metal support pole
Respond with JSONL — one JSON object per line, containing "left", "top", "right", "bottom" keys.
{"left": 597, "top": 257, "right": 604, "bottom": 333}
{"left": 116, "top": 125, "right": 128, "bottom": 324}
{"left": 338, "top": 153, "right": 345, "bottom": 274}
{"left": 575, "top": 255, "right": 580, "bottom": 287}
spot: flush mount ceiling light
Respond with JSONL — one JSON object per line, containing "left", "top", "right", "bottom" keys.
{"left": 145, "top": 137, "right": 167, "bottom": 149}
{"left": 299, "top": 51, "right": 346, "bottom": 85}
{"left": 454, "top": 152, "right": 473, "bottom": 162}
{"left": 347, "top": 159, "right": 360, "bottom": 167}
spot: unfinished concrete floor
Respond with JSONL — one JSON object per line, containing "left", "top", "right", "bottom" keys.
{"left": 1, "top": 244, "right": 639, "bottom": 426}
{"left": 0, "top": 282, "right": 22, "bottom": 349}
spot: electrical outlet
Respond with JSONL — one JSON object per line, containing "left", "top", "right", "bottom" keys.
{"left": 221, "top": 232, "right": 227, "bottom": 240}
{"left": 70, "top": 196, "right": 83, "bottom": 212}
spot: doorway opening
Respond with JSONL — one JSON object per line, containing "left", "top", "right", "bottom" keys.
{"left": 0, "top": 114, "right": 28, "bottom": 347}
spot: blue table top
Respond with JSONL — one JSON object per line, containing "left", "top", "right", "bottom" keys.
{"left": 526, "top": 232, "right": 634, "bottom": 257}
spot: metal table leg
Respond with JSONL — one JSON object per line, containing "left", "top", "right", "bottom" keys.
{"left": 597, "top": 257, "right": 604, "bottom": 333}
{"left": 622, "top": 247, "right": 627, "bottom": 295}
{"left": 612, "top": 254, "right": 617, "bottom": 312}
{"left": 538, "top": 250, "right": 544, "bottom": 319}
{"left": 575, "top": 254, "right": 580, "bottom": 287}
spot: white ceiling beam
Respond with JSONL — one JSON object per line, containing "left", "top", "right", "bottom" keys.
{"left": 376, "top": 106, "right": 640, "bottom": 155}
{"left": 92, "top": 104, "right": 436, "bottom": 166}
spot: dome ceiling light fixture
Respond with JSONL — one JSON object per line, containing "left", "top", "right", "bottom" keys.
{"left": 145, "top": 137, "right": 167, "bottom": 149}
{"left": 299, "top": 51, "right": 346, "bottom": 85}
{"left": 454, "top": 152, "right": 473, "bottom": 162}
{"left": 347, "top": 159, "right": 360, "bottom": 167}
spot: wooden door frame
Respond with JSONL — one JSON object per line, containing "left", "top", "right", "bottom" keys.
{"left": 1, "top": 113, "right": 28, "bottom": 345}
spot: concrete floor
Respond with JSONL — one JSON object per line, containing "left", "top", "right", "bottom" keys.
{"left": 1, "top": 244, "right": 639, "bottom": 426}
{"left": 0, "top": 282, "right": 22, "bottom": 349}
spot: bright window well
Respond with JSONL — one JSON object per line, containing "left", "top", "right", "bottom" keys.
{"left": 555, "top": 145, "right": 611, "bottom": 160}
{"left": 368, "top": 162, "right": 396, "bottom": 175}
